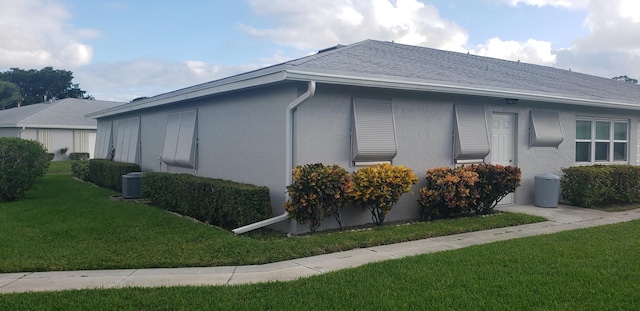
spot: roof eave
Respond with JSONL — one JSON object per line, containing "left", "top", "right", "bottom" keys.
{"left": 284, "top": 70, "right": 640, "bottom": 111}
{"left": 87, "top": 68, "right": 289, "bottom": 119}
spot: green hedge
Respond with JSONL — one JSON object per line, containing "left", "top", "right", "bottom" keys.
{"left": 87, "top": 159, "right": 141, "bottom": 192}
{"left": 69, "top": 152, "right": 90, "bottom": 161}
{"left": 561, "top": 165, "right": 640, "bottom": 207}
{"left": 142, "top": 172, "right": 271, "bottom": 230}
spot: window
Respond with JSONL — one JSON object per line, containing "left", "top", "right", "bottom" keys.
{"left": 37, "top": 129, "right": 51, "bottom": 152}
{"left": 529, "top": 111, "right": 563, "bottom": 148}
{"left": 74, "top": 130, "right": 88, "bottom": 153}
{"left": 94, "top": 121, "right": 113, "bottom": 159}
{"left": 351, "top": 98, "right": 397, "bottom": 165}
{"left": 113, "top": 117, "right": 140, "bottom": 164}
{"left": 453, "top": 105, "right": 490, "bottom": 164}
{"left": 162, "top": 110, "right": 198, "bottom": 168}
{"left": 575, "top": 118, "right": 628, "bottom": 163}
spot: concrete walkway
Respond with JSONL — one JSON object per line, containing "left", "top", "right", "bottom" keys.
{"left": 1, "top": 205, "right": 639, "bottom": 294}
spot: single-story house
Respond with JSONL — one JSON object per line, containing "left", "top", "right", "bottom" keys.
{"left": 87, "top": 39, "right": 640, "bottom": 233}
{"left": 0, "top": 98, "right": 124, "bottom": 160}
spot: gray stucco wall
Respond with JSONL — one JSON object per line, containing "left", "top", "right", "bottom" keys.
{"left": 293, "top": 84, "right": 639, "bottom": 233}
{"left": 97, "top": 81, "right": 640, "bottom": 234}
{"left": 102, "top": 83, "right": 303, "bottom": 231}
{"left": 0, "top": 128, "right": 20, "bottom": 137}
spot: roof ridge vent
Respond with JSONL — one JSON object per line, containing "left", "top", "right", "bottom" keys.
{"left": 317, "top": 44, "right": 345, "bottom": 54}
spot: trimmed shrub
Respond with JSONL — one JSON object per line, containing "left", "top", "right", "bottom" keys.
{"left": 561, "top": 165, "right": 640, "bottom": 207}
{"left": 142, "top": 172, "right": 271, "bottom": 230}
{"left": 86, "top": 159, "right": 141, "bottom": 192}
{"left": 350, "top": 163, "right": 418, "bottom": 226}
{"left": 0, "top": 137, "right": 50, "bottom": 201}
{"left": 561, "top": 166, "right": 611, "bottom": 207}
{"left": 418, "top": 166, "right": 479, "bottom": 220}
{"left": 418, "top": 164, "right": 521, "bottom": 219}
{"left": 606, "top": 165, "right": 640, "bottom": 203}
{"left": 471, "top": 164, "right": 521, "bottom": 215}
{"left": 69, "top": 152, "right": 90, "bottom": 161}
{"left": 71, "top": 161, "right": 90, "bottom": 181}
{"left": 284, "top": 163, "right": 351, "bottom": 232}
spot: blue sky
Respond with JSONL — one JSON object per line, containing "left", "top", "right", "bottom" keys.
{"left": 1, "top": 0, "right": 639, "bottom": 102}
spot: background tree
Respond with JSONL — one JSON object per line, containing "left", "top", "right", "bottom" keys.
{"left": 0, "top": 67, "right": 93, "bottom": 108}
{"left": 0, "top": 80, "right": 22, "bottom": 109}
{"left": 611, "top": 75, "right": 638, "bottom": 84}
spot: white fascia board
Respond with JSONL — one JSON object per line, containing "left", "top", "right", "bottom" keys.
{"left": 87, "top": 70, "right": 288, "bottom": 119}
{"left": 283, "top": 70, "right": 640, "bottom": 111}
{"left": 14, "top": 124, "right": 96, "bottom": 130}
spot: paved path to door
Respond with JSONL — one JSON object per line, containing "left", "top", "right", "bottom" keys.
{"left": 1, "top": 205, "right": 639, "bottom": 294}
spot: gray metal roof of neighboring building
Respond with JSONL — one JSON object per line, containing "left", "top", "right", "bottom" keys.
{"left": 0, "top": 98, "right": 124, "bottom": 129}
{"left": 89, "top": 39, "right": 640, "bottom": 118}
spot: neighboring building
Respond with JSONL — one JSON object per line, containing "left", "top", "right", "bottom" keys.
{"left": 88, "top": 40, "right": 640, "bottom": 233}
{"left": 0, "top": 98, "right": 124, "bottom": 160}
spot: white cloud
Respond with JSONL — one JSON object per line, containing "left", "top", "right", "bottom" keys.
{"left": 74, "top": 59, "right": 260, "bottom": 102}
{"left": 471, "top": 38, "right": 557, "bottom": 65}
{"left": 240, "top": 0, "right": 469, "bottom": 52}
{"left": 0, "top": 0, "right": 95, "bottom": 69}
{"left": 501, "top": 0, "right": 589, "bottom": 9}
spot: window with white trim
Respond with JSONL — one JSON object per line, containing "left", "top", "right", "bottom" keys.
{"left": 575, "top": 118, "right": 628, "bottom": 163}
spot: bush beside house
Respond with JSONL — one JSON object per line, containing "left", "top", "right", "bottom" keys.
{"left": 284, "top": 163, "right": 352, "bottom": 232}
{"left": 142, "top": 172, "right": 271, "bottom": 230}
{"left": 418, "top": 164, "right": 521, "bottom": 220}
{"left": 0, "top": 137, "right": 50, "bottom": 201}
{"left": 561, "top": 165, "right": 640, "bottom": 207}
{"left": 86, "top": 159, "right": 141, "bottom": 192}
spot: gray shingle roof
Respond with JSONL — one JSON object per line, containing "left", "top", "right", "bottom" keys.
{"left": 90, "top": 39, "right": 640, "bottom": 118}
{"left": 0, "top": 98, "right": 124, "bottom": 129}
{"left": 286, "top": 40, "right": 640, "bottom": 104}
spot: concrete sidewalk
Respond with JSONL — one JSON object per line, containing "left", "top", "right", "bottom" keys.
{"left": 1, "top": 205, "right": 639, "bottom": 294}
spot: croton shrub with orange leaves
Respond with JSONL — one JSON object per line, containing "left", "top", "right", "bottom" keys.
{"left": 284, "top": 163, "right": 351, "bottom": 232}
{"left": 350, "top": 163, "right": 418, "bottom": 226}
{"left": 418, "top": 164, "right": 521, "bottom": 220}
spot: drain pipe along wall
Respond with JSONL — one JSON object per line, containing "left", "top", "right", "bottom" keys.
{"left": 232, "top": 81, "right": 317, "bottom": 234}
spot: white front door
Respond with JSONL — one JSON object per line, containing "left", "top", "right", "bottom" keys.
{"left": 491, "top": 113, "right": 516, "bottom": 204}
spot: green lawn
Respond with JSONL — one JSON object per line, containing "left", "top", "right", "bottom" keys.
{"left": 46, "top": 160, "right": 73, "bottom": 174}
{"left": 0, "top": 174, "right": 544, "bottom": 273}
{"left": 1, "top": 219, "right": 638, "bottom": 310}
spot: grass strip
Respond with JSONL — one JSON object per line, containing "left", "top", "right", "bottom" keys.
{"left": 0, "top": 174, "right": 544, "bottom": 273}
{"left": 1, "top": 219, "right": 638, "bottom": 310}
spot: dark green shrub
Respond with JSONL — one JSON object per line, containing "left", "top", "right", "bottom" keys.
{"left": 561, "top": 166, "right": 611, "bottom": 207}
{"left": 561, "top": 165, "right": 640, "bottom": 207}
{"left": 607, "top": 165, "right": 640, "bottom": 203}
{"left": 47, "top": 153, "right": 54, "bottom": 161}
{"left": 142, "top": 172, "right": 271, "bottom": 230}
{"left": 0, "top": 137, "right": 50, "bottom": 201}
{"left": 418, "top": 166, "right": 479, "bottom": 220}
{"left": 69, "top": 152, "right": 90, "bottom": 161}
{"left": 470, "top": 164, "right": 521, "bottom": 215}
{"left": 87, "top": 159, "right": 140, "bottom": 192}
{"left": 284, "top": 163, "right": 351, "bottom": 232}
{"left": 71, "top": 161, "right": 90, "bottom": 181}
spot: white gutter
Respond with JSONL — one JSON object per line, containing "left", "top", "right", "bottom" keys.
{"left": 284, "top": 70, "right": 640, "bottom": 111}
{"left": 232, "top": 81, "right": 317, "bottom": 234}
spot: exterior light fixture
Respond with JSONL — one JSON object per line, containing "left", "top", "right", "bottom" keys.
{"left": 505, "top": 98, "right": 519, "bottom": 105}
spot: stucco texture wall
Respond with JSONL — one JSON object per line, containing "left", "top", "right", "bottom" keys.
{"left": 293, "top": 84, "right": 640, "bottom": 232}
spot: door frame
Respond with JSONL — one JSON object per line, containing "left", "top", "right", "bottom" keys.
{"left": 490, "top": 112, "right": 517, "bottom": 204}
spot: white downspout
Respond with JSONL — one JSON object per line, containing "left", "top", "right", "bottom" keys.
{"left": 232, "top": 81, "right": 317, "bottom": 234}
